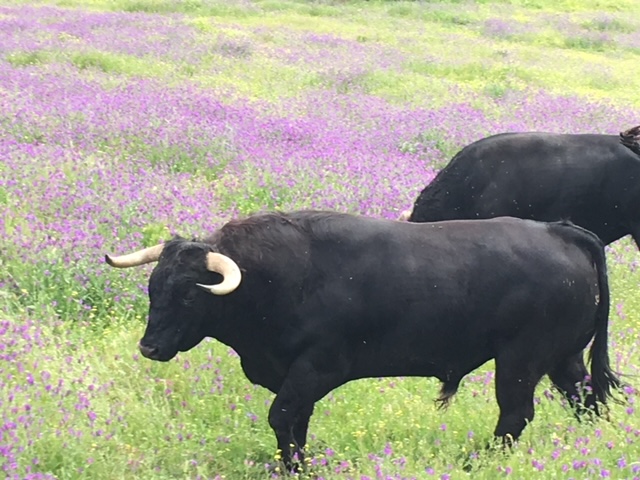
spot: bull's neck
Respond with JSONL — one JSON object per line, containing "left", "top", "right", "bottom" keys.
{"left": 204, "top": 296, "right": 265, "bottom": 357}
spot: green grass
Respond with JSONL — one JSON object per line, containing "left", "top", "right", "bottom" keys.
{"left": 5, "top": 49, "right": 51, "bottom": 66}
{"left": 70, "top": 51, "right": 171, "bottom": 76}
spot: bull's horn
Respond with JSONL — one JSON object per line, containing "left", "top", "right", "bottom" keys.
{"left": 398, "top": 210, "right": 412, "bottom": 222}
{"left": 105, "top": 243, "right": 164, "bottom": 268}
{"left": 196, "top": 252, "right": 241, "bottom": 295}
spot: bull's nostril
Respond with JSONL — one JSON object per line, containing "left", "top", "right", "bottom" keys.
{"left": 138, "top": 342, "right": 158, "bottom": 358}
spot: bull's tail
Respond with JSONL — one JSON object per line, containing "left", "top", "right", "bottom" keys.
{"left": 587, "top": 235, "right": 622, "bottom": 404}
{"left": 555, "top": 221, "right": 622, "bottom": 403}
{"left": 620, "top": 125, "right": 640, "bottom": 156}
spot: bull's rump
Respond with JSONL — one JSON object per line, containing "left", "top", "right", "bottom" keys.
{"left": 296, "top": 215, "right": 600, "bottom": 381}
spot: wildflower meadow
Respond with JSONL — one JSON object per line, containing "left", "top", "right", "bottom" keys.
{"left": 1, "top": 0, "right": 640, "bottom": 478}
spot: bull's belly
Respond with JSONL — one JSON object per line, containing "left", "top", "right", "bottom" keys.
{"left": 347, "top": 338, "right": 493, "bottom": 385}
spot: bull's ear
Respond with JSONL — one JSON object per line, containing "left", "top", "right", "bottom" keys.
{"left": 196, "top": 253, "right": 242, "bottom": 295}
{"left": 620, "top": 125, "right": 640, "bottom": 155}
{"left": 105, "top": 244, "right": 164, "bottom": 268}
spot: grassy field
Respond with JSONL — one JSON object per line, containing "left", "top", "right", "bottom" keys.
{"left": 1, "top": 0, "right": 640, "bottom": 478}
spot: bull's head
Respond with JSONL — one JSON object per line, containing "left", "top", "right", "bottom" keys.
{"left": 105, "top": 241, "right": 241, "bottom": 361}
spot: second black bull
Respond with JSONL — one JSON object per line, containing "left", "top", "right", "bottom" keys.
{"left": 106, "top": 211, "right": 620, "bottom": 469}
{"left": 402, "top": 125, "right": 640, "bottom": 248}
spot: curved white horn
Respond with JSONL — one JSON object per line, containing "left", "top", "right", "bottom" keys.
{"left": 196, "top": 252, "right": 242, "bottom": 295}
{"left": 397, "top": 210, "right": 412, "bottom": 222}
{"left": 105, "top": 244, "right": 164, "bottom": 268}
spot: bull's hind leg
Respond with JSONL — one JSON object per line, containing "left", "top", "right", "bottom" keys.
{"left": 549, "top": 352, "right": 599, "bottom": 417}
{"left": 493, "top": 355, "right": 546, "bottom": 443}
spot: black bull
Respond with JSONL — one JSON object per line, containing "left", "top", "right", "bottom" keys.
{"left": 404, "top": 125, "right": 640, "bottom": 248}
{"left": 106, "top": 212, "right": 620, "bottom": 469}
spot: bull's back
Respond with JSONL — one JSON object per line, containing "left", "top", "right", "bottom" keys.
{"left": 384, "top": 218, "right": 598, "bottom": 315}
{"left": 410, "top": 132, "right": 640, "bottom": 242}
{"left": 312, "top": 216, "right": 598, "bottom": 333}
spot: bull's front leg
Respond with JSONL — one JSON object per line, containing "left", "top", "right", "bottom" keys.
{"left": 268, "top": 396, "right": 312, "bottom": 471}
{"left": 268, "top": 354, "right": 344, "bottom": 472}
{"left": 293, "top": 403, "right": 314, "bottom": 451}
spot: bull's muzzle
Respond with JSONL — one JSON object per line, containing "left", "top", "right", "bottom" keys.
{"left": 138, "top": 341, "right": 161, "bottom": 360}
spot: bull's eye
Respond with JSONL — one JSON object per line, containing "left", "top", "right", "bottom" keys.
{"left": 181, "top": 292, "right": 197, "bottom": 306}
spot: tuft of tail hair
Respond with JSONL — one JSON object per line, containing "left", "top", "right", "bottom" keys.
{"left": 435, "top": 380, "right": 459, "bottom": 410}
{"left": 620, "top": 125, "right": 640, "bottom": 156}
